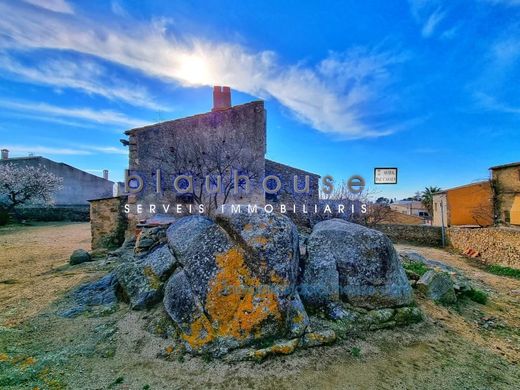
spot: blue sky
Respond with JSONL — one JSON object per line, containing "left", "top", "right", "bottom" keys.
{"left": 0, "top": 0, "right": 519, "bottom": 199}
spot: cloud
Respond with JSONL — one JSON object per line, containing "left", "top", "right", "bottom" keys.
{"left": 0, "top": 99, "right": 148, "bottom": 128}
{"left": 22, "top": 0, "right": 74, "bottom": 14}
{"left": 408, "top": 0, "right": 449, "bottom": 38}
{"left": 0, "top": 53, "right": 166, "bottom": 110}
{"left": 421, "top": 8, "right": 446, "bottom": 38}
{"left": 0, "top": 1, "right": 407, "bottom": 139}
{"left": 474, "top": 92, "right": 520, "bottom": 114}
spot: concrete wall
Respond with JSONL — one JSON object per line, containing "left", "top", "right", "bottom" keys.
{"left": 432, "top": 193, "right": 447, "bottom": 227}
{"left": 373, "top": 224, "right": 443, "bottom": 247}
{"left": 448, "top": 226, "right": 520, "bottom": 269}
{"left": 90, "top": 196, "right": 128, "bottom": 250}
{"left": 0, "top": 157, "right": 114, "bottom": 205}
{"left": 492, "top": 165, "right": 520, "bottom": 225}
{"left": 125, "top": 101, "right": 266, "bottom": 219}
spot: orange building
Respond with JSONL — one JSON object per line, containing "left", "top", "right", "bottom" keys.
{"left": 432, "top": 181, "right": 493, "bottom": 227}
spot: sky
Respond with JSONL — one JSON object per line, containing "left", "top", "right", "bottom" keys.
{"left": 0, "top": 0, "right": 519, "bottom": 200}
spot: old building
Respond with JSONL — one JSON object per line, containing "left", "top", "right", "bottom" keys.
{"left": 91, "top": 87, "right": 320, "bottom": 249}
{"left": 0, "top": 151, "right": 114, "bottom": 220}
{"left": 490, "top": 162, "right": 520, "bottom": 225}
{"left": 432, "top": 181, "right": 493, "bottom": 227}
{"left": 120, "top": 87, "right": 319, "bottom": 217}
{"left": 390, "top": 200, "right": 429, "bottom": 218}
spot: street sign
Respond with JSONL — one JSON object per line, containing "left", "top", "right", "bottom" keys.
{"left": 374, "top": 168, "right": 398, "bottom": 184}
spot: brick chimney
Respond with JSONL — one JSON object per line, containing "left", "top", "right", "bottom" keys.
{"left": 1, "top": 149, "right": 8, "bottom": 160}
{"left": 103, "top": 169, "right": 109, "bottom": 180}
{"left": 212, "top": 86, "right": 231, "bottom": 112}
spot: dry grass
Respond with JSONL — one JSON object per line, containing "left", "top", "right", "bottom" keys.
{"left": 0, "top": 222, "right": 99, "bottom": 327}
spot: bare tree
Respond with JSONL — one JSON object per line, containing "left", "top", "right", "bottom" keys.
{"left": 470, "top": 201, "right": 493, "bottom": 227}
{"left": 0, "top": 164, "right": 63, "bottom": 219}
{"left": 153, "top": 127, "right": 262, "bottom": 215}
{"left": 318, "top": 179, "right": 392, "bottom": 226}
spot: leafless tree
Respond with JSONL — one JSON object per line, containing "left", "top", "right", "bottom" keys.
{"left": 318, "top": 179, "right": 392, "bottom": 226}
{"left": 154, "top": 127, "right": 262, "bottom": 215}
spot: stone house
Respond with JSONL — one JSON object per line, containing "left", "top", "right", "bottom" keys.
{"left": 490, "top": 162, "right": 520, "bottom": 225}
{"left": 90, "top": 87, "right": 320, "bottom": 249}
{"left": 0, "top": 151, "right": 114, "bottom": 221}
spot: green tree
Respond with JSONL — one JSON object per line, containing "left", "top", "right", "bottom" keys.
{"left": 421, "top": 186, "right": 442, "bottom": 216}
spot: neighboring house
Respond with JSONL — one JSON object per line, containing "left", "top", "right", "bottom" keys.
{"left": 432, "top": 181, "right": 493, "bottom": 227}
{"left": 490, "top": 162, "right": 520, "bottom": 226}
{"left": 390, "top": 200, "right": 429, "bottom": 218}
{"left": 0, "top": 151, "right": 114, "bottom": 221}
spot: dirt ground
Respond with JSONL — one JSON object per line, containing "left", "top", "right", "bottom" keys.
{"left": 0, "top": 223, "right": 100, "bottom": 327}
{"left": 0, "top": 223, "right": 519, "bottom": 389}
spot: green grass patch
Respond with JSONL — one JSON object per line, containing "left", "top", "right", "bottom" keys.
{"left": 486, "top": 265, "right": 520, "bottom": 279}
{"left": 350, "top": 347, "right": 361, "bottom": 358}
{"left": 461, "top": 288, "right": 488, "bottom": 305}
{"left": 403, "top": 261, "right": 429, "bottom": 276}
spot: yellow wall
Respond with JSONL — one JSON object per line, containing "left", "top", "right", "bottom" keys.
{"left": 446, "top": 182, "right": 493, "bottom": 226}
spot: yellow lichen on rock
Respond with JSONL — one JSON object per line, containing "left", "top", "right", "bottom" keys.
{"left": 200, "top": 246, "right": 281, "bottom": 343}
{"left": 183, "top": 314, "right": 215, "bottom": 349}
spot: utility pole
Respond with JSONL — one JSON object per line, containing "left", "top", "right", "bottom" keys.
{"left": 440, "top": 199, "right": 446, "bottom": 247}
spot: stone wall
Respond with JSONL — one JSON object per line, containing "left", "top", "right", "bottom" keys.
{"left": 89, "top": 196, "right": 128, "bottom": 250}
{"left": 265, "top": 159, "right": 320, "bottom": 226}
{"left": 17, "top": 206, "right": 89, "bottom": 222}
{"left": 448, "top": 227, "right": 520, "bottom": 269}
{"left": 374, "top": 224, "right": 443, "bottom": 247}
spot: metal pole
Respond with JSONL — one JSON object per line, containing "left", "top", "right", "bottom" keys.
{"left": 440, "top": 199, "right": 446, "bottom": 247}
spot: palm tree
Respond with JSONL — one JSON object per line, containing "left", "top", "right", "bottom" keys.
{"left": 421, "top": 186, "right": 442, "bottom": 216}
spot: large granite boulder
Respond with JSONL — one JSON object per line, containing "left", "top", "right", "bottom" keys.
{"left": 300, "top": 219, "right": 413, "bottom": 310}
{"left": 163, "top": 211, "right": 304, "bottom": 355}
{"left": 116, "top": 245, "right": 177, "bottom": 310}
{"left": 416, "top": 270, "right": 457, "bottom": 304}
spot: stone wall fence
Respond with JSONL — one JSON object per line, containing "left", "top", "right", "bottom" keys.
{"left": 447, "top": 227, "right": 520, "bottom": 269}
{"left": 373, "top": 224, "right": 443, "bottom": 247}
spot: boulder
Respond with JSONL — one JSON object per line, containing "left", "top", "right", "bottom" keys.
{"left": 416, "top": 270, "right": 457, "bottom": 304}
{"left": 300, "top": 219, "right": 413, "bottom": 310}
{"left": 163, "top": 212, "right": 303, "bottom": 355}
{"left": 69, "top": 249, "right": 91, "bottom": 265}
{"left": 116, "top": 245, "right": 177, "bottom": 310}
{"left": 60, "top": 273, "right": 118, "bottom": 317}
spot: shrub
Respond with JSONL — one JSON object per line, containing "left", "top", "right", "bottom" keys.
{"left": 403, "top": 261, "right": 429, "bottom": 276}
{"left": 462, "top": 288, "right": 488, "bottom": 305}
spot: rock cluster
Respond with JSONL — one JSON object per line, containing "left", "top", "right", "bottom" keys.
{"left": 400, "top": 251, "right": 485, "bottom": 305}
{"left": 69, "top": 213, "right": 421, "bottom": 360}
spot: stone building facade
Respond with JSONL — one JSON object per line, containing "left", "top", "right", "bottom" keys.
{"left": 119, "top": 87, "right": 319, "bottom": 221}
{"left": 490, "top": 162, "right": 520, "bottom": 226}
